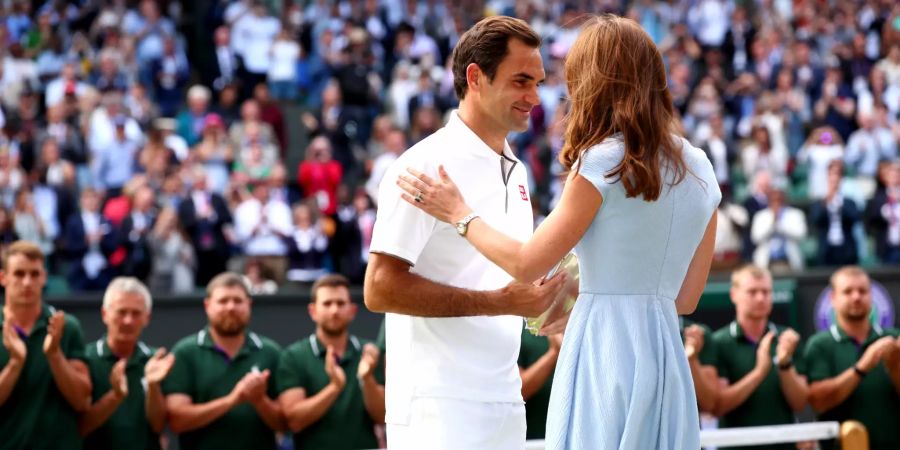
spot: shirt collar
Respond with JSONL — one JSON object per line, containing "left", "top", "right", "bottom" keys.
{"left": 308, "top": 333, "right": 361, "bottom": 361}
{"left": 96, "top": 336, "right": 154, "bottom": 365}
{"left": 729, "top": 320, "right": 778, "bottom": 342}
{"left": 829, "top": 323, "right": 884, "bottom": 344}
{"left": 445, "top": 110, "right": 519, "bottom": 162}
{"left": 197, "top": 327, "right": 263, "bottom": 359}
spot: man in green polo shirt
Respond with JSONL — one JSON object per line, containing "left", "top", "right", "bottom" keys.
{"left": 518, "top": 327, "right": 560, "bottom": 440}
{"left": 711, "top": 265, "right": 809, "bottom": 450}
{"left": 81, "top": 277, "right": 175, "bottom": 450}
{"left": 164, "top": 272, "right": 285, "bottom": 450}
{"left": 682, "top": 318, "right": 720, "bottom": 413}
{"left": 0, "top": 240, "right": 93, "bottom": 450}
{"left": 804, "top": 266, "right": 900, "bottom": 450}
{"left": 278, "top": 273, "right": 384, "bottom": 450}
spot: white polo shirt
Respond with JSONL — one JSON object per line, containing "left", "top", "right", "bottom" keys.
{"left": 370, "top": 111, "right": 534, "bottom": 424}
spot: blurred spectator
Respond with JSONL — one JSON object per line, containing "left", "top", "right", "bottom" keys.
{"left": 298, "top": 136, "right": 343, "bottom": 217}
{"left": 149, "top": 36, "right": 190, "bottom": 118}
{"left": 44, "top": 60, "right": 87, "bottom": 108}
{"left": 518, "top": 328, "right": 562, "bottom": 441}
{"left": 695, "top": 113, "right": 734, "bottom": 192}
{"left": 286, "top": 202, "right": 329, "bottom": 286}
{"left": 813, "top": 66, "right": 856, "bottom": 141}
{"left": 0, "top": 205, "right": 19, "bottom": 250}
{"left": 148, "top": 207, "right": 195, "bottom": 293}
{"left": 90, "top": 48, "right": 129, "bottom": 93}
{"left": 38, "top": 106, "right": 86, "bottom": 166}
{"left": 268, "top": 29, "right": 300, "bottom": 101}
{"left": 120, "top": 185, "right": 158, "bottom": 281}
{"left": 267, "top": 163, "right": 301, "bottom": 207}
{"left": 229, "top": 99, "right": 279, "bottom": 156}
{"left": 252, "top": 84, "right": 286, "bottom": 154}
{"left": 232, "top": 2, "right": 281, "bottom": 99}
{"left": 207, "top": 26, "right": 240, "bottom": 92}
{"left": 751, "top": 181, "right": 808, "bottom": 273}
{"left": 810, "top": 161, "right": 861, "bottom": 266}
{"left": 234, "top": 182, "right": 293, "bottom": 284}
{"left": 122, "top": 0, "right": 176, "bottom": 69}
{"left": 12, "top": 188, "right": 52, "bottom": 257}
{"left": 177, "top": 169, "right": 233, "bottom": 287}
{"left": 714, "top": 193, "right": 749, "bottom": 271}
{"left": 243, "top": 257, "right": 278, "bottom": 295}
{"left": 176, "top": 85, "right": 213, "bottom": 147}
{"left": 844, "top": 111, "right": 897, "bottom": 178}
{"left": 866, "top": 160, "right": 900, "bottom": 263}
{"left": 91, "top": 114, "right": 140, "bottom": 197}
{"left": 63, "top": 188, "right": 119, "bottom": 292}
{"left": 798, "top": 127, "right": 845, "bottom": 200}
{"left": 365, "top": 128, "right": 406, "bottom": 204}
{"left": 741, "top": 124, "right": 788, "bottom": 182}
{"left": 193, "top": 113, "right": 234, "bottom": 195}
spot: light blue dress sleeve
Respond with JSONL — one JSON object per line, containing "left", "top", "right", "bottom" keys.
{"left": 575, "top": 140, "right": 625, "bottom": 198}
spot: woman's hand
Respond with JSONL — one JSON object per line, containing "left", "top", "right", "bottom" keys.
{"left": 398, "top": 165, "right": 471, "bottom": 224}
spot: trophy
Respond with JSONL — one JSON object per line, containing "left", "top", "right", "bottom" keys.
{"left": 524, "top": 252, "right": 580, "bottom": 336}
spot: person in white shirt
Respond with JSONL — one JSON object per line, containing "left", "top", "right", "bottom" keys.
{"left": 234, "top": 182, "right": 293, "bottom": 283}
{"left": 268, "top": 29, "right": 300, "bottom": 101}
{"left": 365, "top": 129, "right": 406, "bottom": 205}
{"left": 364, "top": 16, "right": 567, "bottom": 450}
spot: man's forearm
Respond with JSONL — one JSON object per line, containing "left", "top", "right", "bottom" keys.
{"left": 145, "top": 383, "right": 167, "bottom": 434}
{"left": 167, "top": 394, "right": 237, "bottom": 433}
{"left": 252, "top": 396, "right": 286, "bottom": 432}
{"left": 689, "top": 359, "right": 719, "bottom": 413}
{"left": 777, "top": 368, "right": 809, "bottom": 412}
{"left": 884, "top": 361, "right": 900, "bottom": 396}
{"left": 0, "top": 360, "right": 24, "bottom": 406}
{"left": 714, "top": 367, "right": 768, "bottom": 416}
{"left": 521, "top": 351, "right": 558, "bottom": 400}
{"left": 47, "top": 353, "right": 91, "bottom": 412}
{"left": 365, "top": 258, "right": 505, "bottom": 317}
{"left": 283, "top": 385, "right": 342, "bottom": 432}
{"left": 79, "top": 391, "right": 125, "bottom": 436}
{"left": 360, "top": 374, "right": 385, "bottom": 423}
{"left": 808, "top": 368, "right": 860, "bottom": 413}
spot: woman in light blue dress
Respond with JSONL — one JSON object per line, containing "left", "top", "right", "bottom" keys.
{"left": 397, "top": 15, "right": 720, "bottom": 449}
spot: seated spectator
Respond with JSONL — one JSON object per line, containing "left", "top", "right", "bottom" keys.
{"left": 193, "top": 113, "right": 234, "bottom": 195}
{"left": 810, "top": 161, "right": 861, "bottom": 266}
{"left": 13, "top": 188, "right": 53, "bottom": 257}
{"left": 243, "top": 257, "right": 278, "bottom": 295}
{"left": 751, "top": 180, "right": 808, "bottom": 273}
{"left": 120, "top": 185, "right": 158, "bottom": 281}
{"left": 714, "top": 191, "right": 748, "bottom": 271}
{"left": 286, "top": 202, "right": 329, "bottom": 286}
{"left": 234, "top": 183, "right": 293, "bottom": 284}
{"left": 176, "top": 85, "right": 212, "bottom": 147}
{"left": 0, "top": 205, "right": 20, "bottom": 251}
{"left": 177, "top": 168, "right": 233, "bottom": 287}
{"left": 741, "top": 124, "right": 788, "bottom": 182}
{"left": 844, "top": 111, "right": 897, "bottom": 178}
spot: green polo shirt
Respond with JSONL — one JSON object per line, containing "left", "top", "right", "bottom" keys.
{"left": 711, "top": 321, "right": 798, "bottom": 450}
{"left": 518, "top": 326, "right": 553, "bottom": 440}
{"left": 0, "top": 304, "right": 87, "bottom": 450}
{"left": 83, "top": 338, "right": 161, "bottom": 450}
{"left": 163, "top": 328, "right": 281, "bottom": 450}
{"left": 680, "top": 317, "right": 717, "bottom": 366}
{"left": 277, "top": 334, "right": 381, "bottom": 450}
{"left": 803, "top": 325, "right": 900, "bottom": 450}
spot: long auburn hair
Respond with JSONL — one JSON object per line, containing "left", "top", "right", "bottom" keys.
{"left": 560, "top": 15, "right": 686, "bottom": 201}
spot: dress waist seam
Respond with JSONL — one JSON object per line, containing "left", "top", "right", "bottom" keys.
{"left": 579, "top": 291, "right": 675, "bottom": 301}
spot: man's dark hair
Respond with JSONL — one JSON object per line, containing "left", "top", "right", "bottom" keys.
{"left": 450, "top": 16, "right": 541, "bottom": 100}
{"left": 310, "top": 273, "right": 351, "bottom": 303}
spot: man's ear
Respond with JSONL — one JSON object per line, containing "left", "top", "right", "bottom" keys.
{"left": 466, "top": 63, "right": 483, "bottom": 94}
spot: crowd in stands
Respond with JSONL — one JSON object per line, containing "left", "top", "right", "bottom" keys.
{"left": 0, "top": 0, "right": 897, "bottom": 296}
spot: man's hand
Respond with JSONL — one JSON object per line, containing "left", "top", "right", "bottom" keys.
{"left": 325, "top": 346, "right": 346, "bottom": 390}
{"left": 357, "top": 343, "right": 380, "bottom": 380}
{"left": 241, "top": 370, "right": 270, "bottom": 405}
{"left": 776, "top": 329, "right": 801, "bottom": 365}
{"left": 504, "top": 272, "right": 569, "bottom": 318}
{"left": 883, "top": 337, "right": 900, "bottom": 368}
{"left": 110, "top": 359, "right": 128, "bottom": 400}
{"left": 144, "top": 348, "right": 175, "bottom": 385}
{"left": 858, "top": 336, "right": 896, "bottom": 372}
{"left": 43, "top": 311, "right": 66, "bottom": 357}
{"left": 2, "top": 319, "right": 26, "bottom": 363}
{"left": 684, "top": 325, "right": 705, "bottom": 360}
{"left": 755, "top": 331, "right": 776, "bottom": 373}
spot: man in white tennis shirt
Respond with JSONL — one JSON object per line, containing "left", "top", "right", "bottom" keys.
{"left": 365, "top": 16, "right": 567, "bottom": 449}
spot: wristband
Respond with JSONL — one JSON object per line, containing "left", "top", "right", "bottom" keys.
{"left": 853, "top": 365, "right": 868, "bottom": 379}
{"left": 777, "top": 358, "right": 793, "bottom": 371}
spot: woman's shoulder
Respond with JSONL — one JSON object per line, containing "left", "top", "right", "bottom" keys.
{"left": 578, "top": 135, "right": 625, "bottom": 173}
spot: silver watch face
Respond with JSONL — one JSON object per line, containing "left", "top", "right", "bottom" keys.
{"left": 456, "top": 223, "right": 465, "bottom": 234}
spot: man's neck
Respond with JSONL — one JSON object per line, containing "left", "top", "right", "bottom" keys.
{"left": 209, "top": 328, "right": 246, "bottom": 358}
{"left": 316, "top": 328, "right": 348, "bottom": 356}
{"left": 107, "top": 335, "right": 136, "bottom": 359}
{"left": 837, "top": 316, "right": 871, "bottom": 344}
{"left": 5, "top": 299, "right": 42, "bottom": 332}
{"left": 737, "top": 315, "right": 769, "bottom": 342}
{"left": 457, "top": 102, "right": 506, "bottom": 156}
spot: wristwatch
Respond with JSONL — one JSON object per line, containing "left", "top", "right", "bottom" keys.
{"left": 777, "top": 357, "right": 793, "bottom": 371}
{"left": 455, "top": 213, "right": 480, "bottom": 237}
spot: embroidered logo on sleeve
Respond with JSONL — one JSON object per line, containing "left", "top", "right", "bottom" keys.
{"left": 519, "top": 185, "right": 528, "bottom": 201}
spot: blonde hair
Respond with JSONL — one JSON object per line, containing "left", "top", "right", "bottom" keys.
{"left": 829, "top": 266, "right": 870, "bottom": 290}
{"left": 560, "top": 15, "right": 686, "bottom": 201}
{"left": 730, "top": 264, "right": 772, "bottom": 288}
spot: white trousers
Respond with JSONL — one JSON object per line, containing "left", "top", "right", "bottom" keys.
{"left": 387, "top": 397, "right": 527, "bottom": 450}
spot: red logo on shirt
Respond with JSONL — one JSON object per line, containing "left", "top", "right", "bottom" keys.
{"left": 519, "top": 185, "right": 528, "bottom": 201}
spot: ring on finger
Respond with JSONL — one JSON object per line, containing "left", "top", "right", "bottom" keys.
{"left": 414, "top": 190, "right": 424, "bottom": 203}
